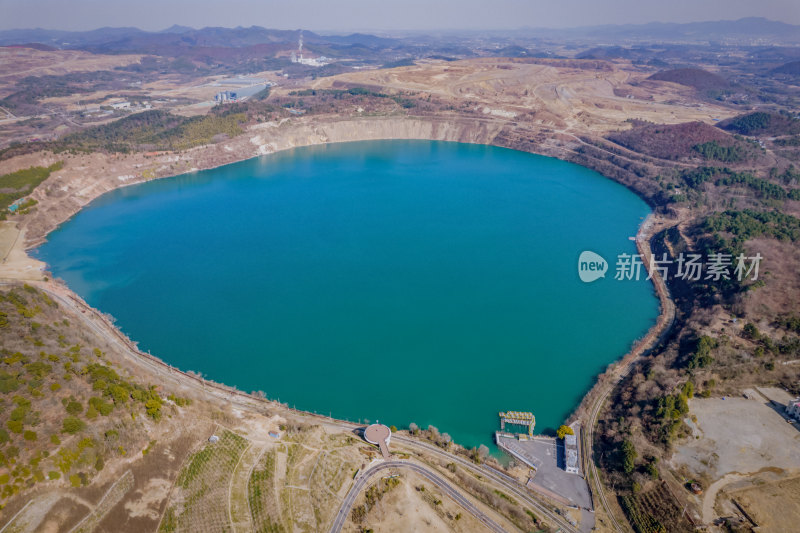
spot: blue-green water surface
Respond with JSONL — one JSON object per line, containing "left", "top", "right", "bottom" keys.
{"left": 36, "top": 140, "right": 658, "bottom": 448}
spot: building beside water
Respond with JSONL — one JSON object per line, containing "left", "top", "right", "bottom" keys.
{"left": 564, "top": 433, "right": 579, "bottom": 474}
{"left": 215, "top": 91, "right": 238, "bottom": 103}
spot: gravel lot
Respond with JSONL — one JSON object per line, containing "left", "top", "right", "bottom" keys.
{"left": 672, "top": 389, "right": 800, "bottom": 480}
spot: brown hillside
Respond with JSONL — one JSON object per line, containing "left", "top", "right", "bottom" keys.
{"left": 771, "top": 60, "right": 800, "bottom": 77}
{"left": 608, "top": 121, "right": 735, "bottom": 160}
{"left": 648, "top": 68, "right": 729, "bottom": 91}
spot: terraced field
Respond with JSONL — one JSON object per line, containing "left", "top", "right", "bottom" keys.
{"left": 159, "top": 429, "right": 249, "bottom": 533}
{"left": 248, "top": 450, "right": 285, "bottom": 533}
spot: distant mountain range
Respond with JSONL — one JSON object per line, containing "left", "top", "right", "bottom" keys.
{"left": 517, "top": 17, "right": 800, "bottom": 43}
{"left": 0, "top": 25, "right": 400, "bottom": 51}
{"left": 0, "top": 17, "right": 798, "bottom": 51}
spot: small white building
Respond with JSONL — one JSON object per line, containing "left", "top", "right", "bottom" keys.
{"left": 787, "top": 398, "right": 800, "bottom": 420}
{"left": 564, "top": 433, "right": 579, "bottom": 474}
{"left": 110, "top": 101, "right": 131, "bottom": 110}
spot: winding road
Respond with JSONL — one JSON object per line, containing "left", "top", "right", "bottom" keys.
{"left": 394, "top": 436, "right": 581, "bottom": 532}
{"left": 328, "top": 461, "right": 508, "bottom": 533}
{"left": 0, "top": 279, "right": 589, "bottom": 532}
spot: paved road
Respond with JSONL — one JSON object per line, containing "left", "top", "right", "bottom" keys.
{"left": 329, "top": 460, "right": 508, "bottom": 533}
{"left": 394, "top": 436, "right": 580, "bottom": 533}
{"left": 3, "top": 280, "right": 579, "bottom": 532}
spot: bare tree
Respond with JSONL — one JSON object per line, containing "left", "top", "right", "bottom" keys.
{"left": 408, "top": 422, "right": 419, "bottom": 435}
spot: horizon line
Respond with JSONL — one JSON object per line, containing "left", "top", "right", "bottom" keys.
{"left": 0, "top": 16, "right": 795, "bottom": 36}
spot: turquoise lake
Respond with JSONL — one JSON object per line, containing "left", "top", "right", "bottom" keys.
{"left": 35, "top": 140, "right": 659, "bottom": 448}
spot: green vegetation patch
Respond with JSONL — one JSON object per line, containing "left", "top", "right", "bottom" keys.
{"left": 775, "top": 315, "right": 800, "bottom": 334}
{"left": 681, "top": 167, "right": 795, "bottom": 201}
{"left": 725, "top": 112, "right": 772, "bottom": 135}
{"left": 248, "top": 450, "right": 284, "bottom": 533}
{"left": 0, "top": 110, "right": 247, "bottom": 159}
{"left": 55, "top": 110, "right": 245, "bottom": 153}
{"left": 722, "top": 111, "right": 800, "bottom": 136}
{"left": 62, "top": 416, "right": 86, "bottom": 434}
{"left": 287, "top": 86, "right": 417, "bottom": 108}
{"left": 692, "top": 141, "right": 746, "bottom": 162}
{"left": 176, "top": 430, "right": 247, "bottom": 489}
{"left": 715, "top": 172, "right": 793, "bottom": 200}
{"left": 620, "top": 481, "right": 695, "bottom": 533}
{"left": 620, "top": 495, "right": 667, "bottom": 533}
{"left": 705, "top": 209, "right": 800, "bottom": 242}
{"left": 0, "top": 285, "right": 193, "bottom": 503}
{"left": 0, "top": 371, "right": 21, "bottom": 393}
{"left": 0, "top": 162, "right": 63, "bottom": 218}
{"left": 83, "top": 362, "right": 165, "bottom": 419}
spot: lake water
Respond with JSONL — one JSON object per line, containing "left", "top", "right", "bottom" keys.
{"left": 36, "top": 140, "right": 659, "bottom": 448}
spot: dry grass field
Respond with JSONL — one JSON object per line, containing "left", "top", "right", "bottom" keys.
{"left": 0, "top": 48, "right": 143, "bottom": 88}
{"left": 726, "top": 475, "right": 800, "bottom": 531}
{"left": 342, "top": 470, "right": 490, "bottom": 533}
{"left": 311, "top": 58, "right": 735, "bottom": 135}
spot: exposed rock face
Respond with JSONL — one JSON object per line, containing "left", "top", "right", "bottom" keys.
{"left": 15, "top": 116, "right": 512, "bottom": 247}
{"left": 7, "top": 113, "right": 657, "bottom": 254}
{"left": 246, "top": 117, "right": 506, "bottom": 151}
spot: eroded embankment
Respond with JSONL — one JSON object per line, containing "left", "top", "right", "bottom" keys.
{"left": 2, "top": 114, "right": 676, "bottom": 437}
{"left": 10, "top": 116, "right": 516, "bottom": 249}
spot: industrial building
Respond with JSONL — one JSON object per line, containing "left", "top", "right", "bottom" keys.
{"left": 290, "top": 32, "right": 331, "bottom": 67}
{"left": 214, "top": 91, "right": 238, "bottom": 103}
{"left": 291, "top": 53, "right": 331, "bottom": 67}
{"left": 564, "top": 433, "right": 579, "bottom": 474}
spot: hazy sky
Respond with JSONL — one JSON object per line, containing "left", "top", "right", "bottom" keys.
{"left": 1, "top": 0, "right": 799, "bottom": 32}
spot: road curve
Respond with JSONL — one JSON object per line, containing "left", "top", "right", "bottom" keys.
{"left": 6, "top": 280, "right": 577, "bottom": 532}
{"left": 392, "top": 437, "right": 580, "bottom": 532}
{"left": 329, "top": 460, "right": 508, "bottom": 533}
